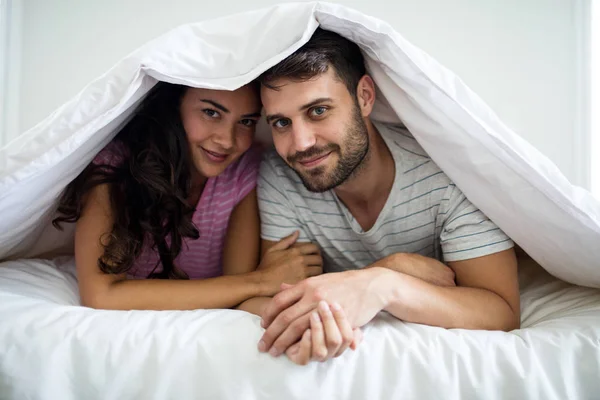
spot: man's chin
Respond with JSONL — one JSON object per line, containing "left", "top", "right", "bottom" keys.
{"left": 298, "top": 174, "right": 337, "bottom": 193}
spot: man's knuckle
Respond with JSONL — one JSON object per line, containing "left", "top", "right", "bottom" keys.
{"left": 280, "top": 313, "right": 293, "bottom": 325}
{"left": 273, "top": 296, "right": 285, "bottom": 308}
{"left": 312, "top": 288, "right": 325, "bottom": 302}
{"left": 292, "top": 322, "right": 306, "bottom": 336}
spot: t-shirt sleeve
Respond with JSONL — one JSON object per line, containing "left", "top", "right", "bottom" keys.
{"left": 439, "top": 183, "right": 514, "bottom": 262}
{"left": 233, "top": 144, "right": 263, "bottom": 205}
{"left": 257, "top": 153, "right": 310, "bottom": 242}
{"left": 92, "top": 141, "right": 127, "bottom": 168}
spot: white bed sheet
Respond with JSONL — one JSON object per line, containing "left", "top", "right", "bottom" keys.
{"left": 1, "top": 257, "right": 599, "bottom": 400}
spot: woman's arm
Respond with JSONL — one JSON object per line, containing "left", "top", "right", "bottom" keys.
{"left": 75, "top": 184, "right": 268, "bottom": 310}
{"left": 221, "top": 189, "right": 260, "bottom": 275}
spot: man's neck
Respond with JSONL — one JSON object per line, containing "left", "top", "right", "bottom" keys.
{"left": 334, "top": 121, "right": 395, "bottom": 230}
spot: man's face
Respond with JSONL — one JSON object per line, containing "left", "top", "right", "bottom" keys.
{"left": 261, "top": 68, "right": 370, "bottom": 193}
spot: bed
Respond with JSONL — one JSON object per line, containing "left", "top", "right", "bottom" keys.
{"left": 1, "top": 2, "right": 599, "bottom": 399}
{"left": 1, "top": 256, "right": 599, "bottom": 399}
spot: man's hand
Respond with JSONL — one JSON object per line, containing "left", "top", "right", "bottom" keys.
{"left": 373, "top": 252, "right": 456, "bottom": 287}
{"left": 257, "top": 268, "right": 390, "bottom": 357}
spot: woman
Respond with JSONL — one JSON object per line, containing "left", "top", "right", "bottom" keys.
{"left": 53, "top": 81, "right": 322, "bottom": 314}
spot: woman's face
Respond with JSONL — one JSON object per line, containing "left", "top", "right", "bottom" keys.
{"left": 180, "top": 84, "right": 261, "bottom": 180}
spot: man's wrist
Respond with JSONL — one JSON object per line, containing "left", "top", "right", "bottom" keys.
{"left": 368, "top": 253, "right": 414, "bottom": 275}
{"left": 362, "top": 266, "right": 405, "bottom": 311}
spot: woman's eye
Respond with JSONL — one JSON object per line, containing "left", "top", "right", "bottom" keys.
{"left": 310, "top": 107, "right": 327, "bottom": 117}
{"left": 240, "top": 119, "right": 257, "bottom": 127}
{"left": 203, "top": 109, "right": 220, "bottom": 118}
{"left": 273, "top": 119, "right": 291, "bottom": 129}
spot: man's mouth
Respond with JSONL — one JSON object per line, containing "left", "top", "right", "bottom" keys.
{"left": 297, "top": 151, "right": 332, "bottom": 168}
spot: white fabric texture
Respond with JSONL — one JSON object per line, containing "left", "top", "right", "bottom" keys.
{"left": 1, "top": 2, "right": 599, "bottom": 286}
{"left": 1, "top": 257, "right": 599, "bottom": 399}
{"left": 1, "top": 1, "right": 600, "bottom": 398}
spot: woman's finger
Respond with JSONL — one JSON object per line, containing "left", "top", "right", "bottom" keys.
{"left": 286, "top": 330, "right": 312, "bottom": 366}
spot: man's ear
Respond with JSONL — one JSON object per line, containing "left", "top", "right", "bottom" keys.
{"left": 355, "top": 75, "right": 376, "bottom": 117}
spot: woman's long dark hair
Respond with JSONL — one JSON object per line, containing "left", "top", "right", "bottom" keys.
{"left": 53, "top": 82, "right": 198, "bottom": 279}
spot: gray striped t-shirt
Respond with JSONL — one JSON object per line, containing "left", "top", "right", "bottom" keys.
{"left": 257, "top": 121, "right": 514, "bottom": 273}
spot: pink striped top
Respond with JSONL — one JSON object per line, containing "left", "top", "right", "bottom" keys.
{"left": 92, "top": 141, "right": 263, "bottom": 279}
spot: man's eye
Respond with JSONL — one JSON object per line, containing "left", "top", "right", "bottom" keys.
{"left": 310, "top": 107, "right": 327, "bottom": 117}
{"left": 274, "top": 119, "right": 291, "bottom": 128}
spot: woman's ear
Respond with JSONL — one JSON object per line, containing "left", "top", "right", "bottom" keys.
{"left": 355, "top": 75, "right": 376, "bottom": 117}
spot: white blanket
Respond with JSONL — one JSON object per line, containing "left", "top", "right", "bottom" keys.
{"left": 1, "top": 2, "right": 599, "bottom": 286}
{"left": 1, "top": 257, "right": 599, "bottom": 399}
{"left": 1, "top": 2, "right": 600, "bottom": 398}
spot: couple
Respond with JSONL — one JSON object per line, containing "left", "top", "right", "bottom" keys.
{"left": 56, "top": 28, "right": 520, "bottom": 365}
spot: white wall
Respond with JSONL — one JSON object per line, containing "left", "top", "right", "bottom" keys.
{"left": 0, "top": 0, "right": 22, "bottom": 148}
{"left": 592, "top": 0, "right": 600, "bottom": 198}
{"left": 6, "top": 0, "right": 592, "bottom": 187}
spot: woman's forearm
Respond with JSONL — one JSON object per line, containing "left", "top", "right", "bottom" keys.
{"left": 83, "top": 272, "right": 266, "bottom": 311}
{"left": 236, "top": 296, "right": 272, "bottom": 316}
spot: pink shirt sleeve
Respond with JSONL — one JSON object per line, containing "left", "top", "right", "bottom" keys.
{"left": 233, "top": 144, "right": 264, "bottom": 205}
{"left": 92, "top": 141, "right": 128, "bottom": 168}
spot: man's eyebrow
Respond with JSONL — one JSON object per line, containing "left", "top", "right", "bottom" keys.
{"left": 265, "top": 98, "right": 334, "bottom": 124}
{"left": 299, "top": 97, "right": 333, "bottom": 111}
{"left": 200, "top": 99, "right": 229, "bottom": 113}
{"left": 266, "top": 113, "right": 285, "bottom": 124}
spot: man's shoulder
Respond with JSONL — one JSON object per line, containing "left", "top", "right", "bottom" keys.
{"left": 258, "top": 148, "right": 309, "bottom": 197}
{"left": 376, "top": 122, "right": 450, "bottom": 183}
{"left": 260, "top": 148, "right": 297, "bottom": 181}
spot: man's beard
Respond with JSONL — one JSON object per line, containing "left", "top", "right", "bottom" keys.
{"left": 287, "top": 102, "right": 369, "bottom": 193}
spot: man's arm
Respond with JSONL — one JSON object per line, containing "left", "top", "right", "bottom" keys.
{"left": 380, "top": 248, "right": 520, "bottom": 331}
{"left": 259, "top": 248, "right": 519, "bottom": 356}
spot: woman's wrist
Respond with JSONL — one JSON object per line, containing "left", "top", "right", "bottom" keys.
{"left": 250, "top": 270, "right": 271, "bottom": 297}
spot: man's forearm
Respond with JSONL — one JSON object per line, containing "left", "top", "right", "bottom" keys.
{"left": 370, "top": 267, "right": 520, "bottom": 331}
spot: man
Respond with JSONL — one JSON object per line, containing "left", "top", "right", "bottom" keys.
{"left": 256, "top": 28, "right": 520, "bottom": 364}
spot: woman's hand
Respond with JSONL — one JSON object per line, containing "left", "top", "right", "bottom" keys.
{"left": 257, "top": 231, "right": 323, "bottom": 296}
{"left": 284, "top": 301, "right": 363, "bottom": 365}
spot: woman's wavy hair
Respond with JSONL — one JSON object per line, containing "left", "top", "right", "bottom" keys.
{"left": 53, "top": 82, "right": 197, "bottom": 279}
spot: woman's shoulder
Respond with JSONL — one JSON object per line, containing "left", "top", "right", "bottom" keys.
{"left": 92, "top": 140, "right": 129, "bottom": 167}
{"left": 213, "top": 143, "right": 264, "bottom": 201}
{"left": 222, "top": 143, "right": 264, "bottom": 179}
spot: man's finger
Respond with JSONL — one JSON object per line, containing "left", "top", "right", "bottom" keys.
{"left": 329, "top": 302, "right": 353, "bottom": 357}
{"left": 310, "top": 311, "right": 327, "bottom": 362}
{"left": 265, "top": 312, "right": 312, "bottom": 357}
{"left": 260, "top": 283, "right": 305, "bottom": 329}
{"left": 260, "top": 302, "right": 313, "bottom": 353}
{"left": 349, "top": 328, "right": 363, "bottom": 350}
{"left": 280, "top": 282, "right": 295, "bottom": 291}
{"left": 316, "top": 301, "right": 342, "bottom": 357}
{"left": 268, "top": 231, "right": 299, "bottom": 252}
